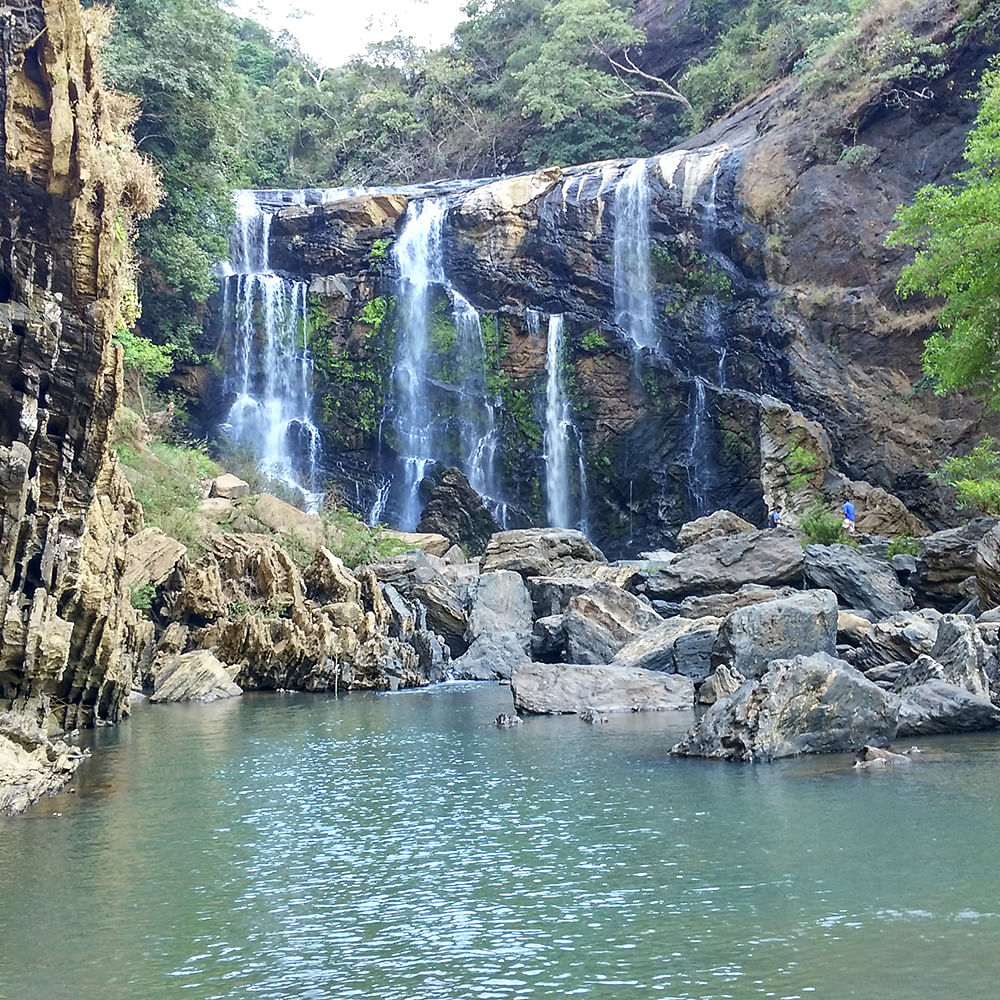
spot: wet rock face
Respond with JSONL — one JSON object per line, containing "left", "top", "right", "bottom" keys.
{"left": 0, "top": 0, "right": 152, "bottom": 733}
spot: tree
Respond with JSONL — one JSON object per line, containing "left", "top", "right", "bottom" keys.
{"left": 887, "top": 60, "right": 1000, "bottom": 407}
{"left": 514, "top": 0, "right": 690, "bottom": 128}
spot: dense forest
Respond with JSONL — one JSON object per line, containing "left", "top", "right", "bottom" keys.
{"left": 86, "top": 0, "right": 997, "bottom": 361}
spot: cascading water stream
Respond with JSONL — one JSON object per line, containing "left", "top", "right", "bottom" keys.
{"left": 684, "top": 162, "right": 729, "bottom": 515}
{"left": 221, "top": 192, "right": 321, "bottom": 504}
{"left": 613, "top": 158, "right": 657, "bottom": 353}
{"left": 389, "top": 198, "right": 447, "bottom": 529}
{"left": 542, "top": 314, "right": 587, "bottom": 530}
{"left": 386, "top": 198, "right": 509, "bottom": 529}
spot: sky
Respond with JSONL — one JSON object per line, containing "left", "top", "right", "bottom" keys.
{"left": 226, "top": 0, "right": 469, "bottom": 66}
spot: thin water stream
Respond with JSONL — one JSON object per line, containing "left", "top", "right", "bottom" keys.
{"left": 3, "top": 685, "right": 1000, "bottom": 1000}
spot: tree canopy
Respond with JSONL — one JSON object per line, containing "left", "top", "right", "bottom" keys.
{"left": 887, "top": 60, "right": 1000, "bottom": 407}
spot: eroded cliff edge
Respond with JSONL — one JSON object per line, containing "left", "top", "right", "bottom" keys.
{"left": 1, "top": 0, "right": 156, "bottom": 810}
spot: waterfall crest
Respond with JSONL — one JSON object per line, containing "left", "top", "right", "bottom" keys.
{"left": 613, "top": 159, "right": 657, "bottom": 353}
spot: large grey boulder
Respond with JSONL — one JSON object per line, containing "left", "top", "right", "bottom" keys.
{"left": 466, "top": 570, "right": 532, "bottom": 644}
{"left": 670, "top": 653, "right": 899, "bottom": 761}
{"left": 150, "top": 650, "right": 242, "bottom": 703}
{"left": 897, "top": 680, "right": 1000, "bottom": 736}
{"left": 511, "top": 662, "right": 694, "bottom": 715}
{"left": 369, "top": 548, "right": 446, "bottom": 596}
{"left": 711, "top": 589, "right": 838, "bottom": 679}
{"left": 563, "top": 583, "right": 663, "bottom": 664}
{"left": 480, "top": 528, "right": 607, "bottom": 578}
{"left": 641, "top": 528, "right": 804, "bottom": 600}
{"left": 850, "top": 609, "right": 941, "bottom": 672}
{"left": 928, "top": 614, "right": 991, "bottom": 698}
{"left": 916, "top": 517, "right": 997, "bottom": 608}
{"left": 450, "top": 633, "right": 529, "bottom": 681}
{"left": 676, "top": 510, "right": 756, "bottom": 549}
{"left": 804, "top": 543, "right": 913, "bottom": 619}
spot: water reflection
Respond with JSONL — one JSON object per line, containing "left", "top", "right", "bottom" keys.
{"left": 2, "top": 685, "right": 999, "bottom": 1000}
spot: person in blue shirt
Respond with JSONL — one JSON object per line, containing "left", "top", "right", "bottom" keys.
{"left": 768, "top": 505, "right": 782, "bottom": 528}
{"left": 842, "top": 497, "right": 856, "bottom": 535}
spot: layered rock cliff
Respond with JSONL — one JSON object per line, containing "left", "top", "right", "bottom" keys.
{"left": 0, "top": 0, "right": 156, "bottom": 741}
{"left": 235, "top": 3, "right": 997, "bottom": 557}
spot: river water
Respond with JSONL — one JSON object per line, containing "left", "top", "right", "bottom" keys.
{"left": 2, "top": 684, "right": 998, "bottom": 1000}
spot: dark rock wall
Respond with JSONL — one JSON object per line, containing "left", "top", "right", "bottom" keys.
{"left": 240, "top": 9, "right": 998, "bottom": 556}
{"left": 0, "top": 0, "right": 152, "bottom": 729}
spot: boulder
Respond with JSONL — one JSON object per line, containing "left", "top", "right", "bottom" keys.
{"left": 466, "top": 570, "right": 533, "bottom": 644}
{"left": 369, "top": 548, "right": 447, "bottom": 596}
{"left": 563, "top": 583, "right": 664, "bottom": 664}
{"left": 304, "top": 546, "right": 362, "bottom": 604}
{"left": 511, "top": 662, "right": 694, "bottom": 715}
{"left": 612, "top": 616, "right": 722, "bottom": 683}
{"left": 450, "top": 632, "right": 530, "bottom": 681}
{"left": 380, "top": 530, "right": 451, "bottom": 557}
{"left": 480, "top": 528, "right": 607, "bottom": 578}
{"left": 917, "top": 517, "right": 998, "bottom": 608}
{"left": 416, "top": 466, "right": 500, "bottom": 556}
{"left": 837, "top": 611, "right": 874, "bottom": 646}
{"left": 239, "top": 493, "right": 324, "bottom": 550}
{"left": 526, "top": 575, "right": 599, "bottom": 618}
{"left": 676, "top": 510, "right": 756, "bottom": 549}
{"left": 123, "top": 527, "right": 188, "bottom": 591}
{"left": 210, "top": 473, "right": 250, "bottom": 500}
{"left": 641, "top": 528, "right": 804, "bottom": 600}
{"left": 676, "top": 584, "right": 797, "bottom": 619}
{"left": 850, "top": 609, "right": 941, "bottom": 672}
{"left": 804, "top": 543, "right": 913, "bottom": 618}
{"left": 897, "top": 680, "right": 1000, "bottom": 736}
{"left": 150, "top": 650, "right": 242, "bottom": 703}
{"left": 928, "top": 614, "right": 990, "bottom": 698}
{"left": 975, "top": 523, "right": 1000, "bottom": 609}
{"left": 531, "top": 614, "right": 567, "bottom": 662}
{"left": 697, "top": 665, "right": 745, "bottom": 705}
{"left": 670, "top": 653, "right": 899, "bottom": 761}
{"left": 410, "top": 578, "right": 469, "bottom": 655}
{"left": 855, "top": 745, "right": 913, "bottom": 767}
{"left": 711, "top": 589, "right": 838, "bottom": 679}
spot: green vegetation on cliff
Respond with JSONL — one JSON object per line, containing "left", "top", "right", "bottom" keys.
{"left": 888, "top": 58, "right": 1000, "bottom": 408}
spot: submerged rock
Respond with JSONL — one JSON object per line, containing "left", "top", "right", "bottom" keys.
{"left": 150, "top": 650, "right": 242, "bottom": 703}
{"left": 0, "top": 714, "right": 89, "bottom": 817}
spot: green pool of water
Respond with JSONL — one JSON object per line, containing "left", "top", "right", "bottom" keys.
{"left": 2, "top": 683, "right": 998, "bottom": 999}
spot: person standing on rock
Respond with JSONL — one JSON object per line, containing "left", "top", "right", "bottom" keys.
{"left": 768, "top": 505, "right": 782, "bottom": 529}
{"left": 842, "top": 497, "right": 856, "bottom": 535}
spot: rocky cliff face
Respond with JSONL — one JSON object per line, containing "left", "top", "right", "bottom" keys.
{"left": 0, "top": 0, "right": 155, "bottom": 734}
{"left": 214, "top": 5, "right": 997, "bottom": 557}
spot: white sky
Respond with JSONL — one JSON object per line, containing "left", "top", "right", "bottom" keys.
{"left": 226, "top": 1, "right": 469, "bottom": 67}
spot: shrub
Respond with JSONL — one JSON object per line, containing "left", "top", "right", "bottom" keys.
{"left": 129, "top": 582, "right": 155, "bottom": 611}
{"left": 886, "top": 535, "right": 919, "bottom": 558}
{"left": 934, "top": 437, "right": 1000, "bottom": 514}
{"left": 839, "top": 143, "right": 879, "bottom": 169}
{"left": 581, "top": 330, "right": 607, "bottom": 352}
{"left": 799, "top": 500, "right": 853, "bottom": 546}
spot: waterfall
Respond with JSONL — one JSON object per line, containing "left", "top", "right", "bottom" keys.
{"left": 543, "top": 314, "right": 578, "bottom": 529}
{"left": 386, "top": 199, "right": 509, "bottom": 529}
{"left": 220, "top": 192, "right": 321, "bottom": 503}
{"left": 684, "top": 161, "right": 729, "bottom": 515}
{"left": 389, "top": 198, "right": 446, "bottom": 529}
{"left": 613, "top": 159, "right": 657, "bottom": 353}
